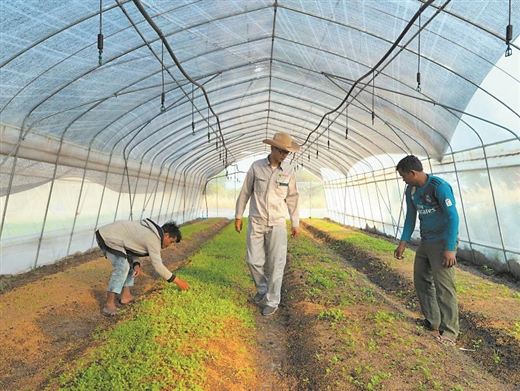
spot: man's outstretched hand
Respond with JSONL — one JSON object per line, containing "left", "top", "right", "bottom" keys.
{"left": 174, "top": 276, "right": 190, "bottom": 291}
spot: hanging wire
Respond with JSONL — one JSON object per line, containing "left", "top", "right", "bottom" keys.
{"left": 327, "top": 117, "right": 330, "bottom": 149}
{"left": 345, "top": 104, "right": 349, "bottom": 140}
{"left": 207, "top": 106, "right": 211, "bottom": 143}
{"left": 160, "top": 42, "right": 166, "bottom": 112}
{"left": 191, "top": 85, "right": 195, "bottom": 135}
{"left": 371, "top": 71, "right": 375, "bottom": 125}
{"left": 300, "top": 0, "right": 437, "bottom": 149}
{"left": 132, "top": 0, "right": 230, "bottom": 165}
{"left": 416, "top": 14, "right": 422, "bottom": 91}
{"left": 505, "top": 0, "right": 513, "bottom": 57}
{"left": 97, "top": 0, "right": 104, "bottom": 65}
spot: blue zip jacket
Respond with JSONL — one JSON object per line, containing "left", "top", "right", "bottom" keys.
{"left": 400, "top": 174, "right": 459, "bottom": 251}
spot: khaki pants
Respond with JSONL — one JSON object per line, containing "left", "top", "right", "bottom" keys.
{"left": 246, "top": 221, "right": 287, "bottom": 308}
{"left": 414, "top": 240, "right": 459, "bottom": 340}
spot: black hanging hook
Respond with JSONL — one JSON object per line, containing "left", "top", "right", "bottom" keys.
{"left": 327, "top": 117, "right": 330, "bottom": 150}
{"left": 97, "top": 0, "right": 103, "bottom": 65}
{"left": 371, "top": 71, "right": 375, "bottom": 125}
{"left": 416, "top": 14, "right": 422, "bottom": 92}
{"left": 505, "top": 0, "right": 513, "bottom": 57}
{"left": 191, "top": 85, "right": 195, "bottom": 135}
{"left": 160, "top": 42, "right": 165, "bottom": 112}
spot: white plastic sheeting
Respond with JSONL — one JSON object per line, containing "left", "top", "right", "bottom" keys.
{"left": 325, "top": 142, "right": 520, "bottom": 277}
{"left": 1, "top": 0, "right": 519, "bottom": 275}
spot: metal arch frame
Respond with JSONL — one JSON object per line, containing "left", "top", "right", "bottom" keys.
{"left": 279, "top": 3, "right": 518, "bottom": 154}
{"left": 123, "top": 78, "right": 225, "bottom": 166}
{"left": 118, "top": 0, "right": 227, "bottom": 152}
{"left": 179, "top": 61, "right": 476, "bottom": 167}
{"left": 1, "top": 0, "right": 518, "bottom": 275}
{"left": 183, "top": 48, "right": 508, "bottom": 158}
{"left": 424, "top": 0, "right": 520, "bottom": 49}
{"left": 198, "top": 86, "right": 415, "bottom": 165}
{"left": 193, "top": 74, "right": 420, "bottom": 151}
{"left": 0, "top": 79, "right": 504, "bottom": 264}
{"left": 0, "top": 1, "right": 125, "bottom": 70}
{"left": 1, "top": 6, "right": 227, "bottom": 166}
{"left": 327, "top": 75, "right": 520, "bottom": 142}
{"left": 3, "top": 0, "right": 512, "bottom": 174}
{"left": 294, "top": 0, "right": 442, "bottom": 145}
{"left": 157, "top": 7, "right": 511, "bottom": 133}
{"left": 173, "top": 82, "right": 516, "bottom": 180}
{"left": 61, "top": 70, "right": 220, "bottom": 176}
{"left": 196, "top": 105, "right": 394, "bottom": 176}
{"left": 119, "top": 84, "right": 218, "bottom": 168}
{"left": 2, "top": 0, "right": 516, "bottom": 151}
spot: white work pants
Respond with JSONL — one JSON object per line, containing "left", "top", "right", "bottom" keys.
{"left": 246, "top": 221, "right": 287, "bottom": 307}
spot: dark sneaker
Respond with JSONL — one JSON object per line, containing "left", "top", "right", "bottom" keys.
{"left": 415, "top": 318, "right": 440, "bottom": 337}
{"left": 415, "top": 318, "right": 436, "bottom": 331}
{"left": 261, "top": 305, "right": 278, "bottom": 316}
{"left": 252, "top": 292, "right": 266, "bottom": 305}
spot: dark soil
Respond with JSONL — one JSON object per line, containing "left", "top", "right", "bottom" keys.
{"left": 301, "top": 220, "right": 520, "bottom": 390}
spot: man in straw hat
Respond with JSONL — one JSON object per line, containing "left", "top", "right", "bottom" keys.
{"left": 235, "top": 132, "right": 301, "bottom": 316}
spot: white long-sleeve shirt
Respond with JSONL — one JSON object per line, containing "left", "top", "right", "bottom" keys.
{"left": 235, "top": 157, "right": 299, "bottom": 228}
{"left": 96, "top": 219, "right": 173, "bottom": 280}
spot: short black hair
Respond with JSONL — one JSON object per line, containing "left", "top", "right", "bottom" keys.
{"left": 162, "top": 220, "right": 182, "bottom": 243}
{"left": 396, "top": 155, "right": 423, "bottom": 173}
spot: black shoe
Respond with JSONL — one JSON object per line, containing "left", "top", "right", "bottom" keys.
{"left": 252, "top": 292, "right": 266, "bottom": 305}
{"left": 261, "top": 305, "right": 278, "bottom": 316}
{"left": 415, "top": 318, "right": 437, "bottom": 332}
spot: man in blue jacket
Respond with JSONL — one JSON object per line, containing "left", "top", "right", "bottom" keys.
{"left": 393, "top": 155, "right": 459, "bottom": 346}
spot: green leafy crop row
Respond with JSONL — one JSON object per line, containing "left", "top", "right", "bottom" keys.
{"left": 52, "top": 221, "right": 255, "bottom": 391}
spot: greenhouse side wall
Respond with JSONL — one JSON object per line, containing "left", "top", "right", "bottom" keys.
{"left": 0, "top": 161, "right": 203, "bottom": 276}
{"left": 324, "top": 142, "right": 520, "bottom": 278}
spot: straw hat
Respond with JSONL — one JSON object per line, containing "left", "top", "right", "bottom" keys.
{"left": 263, "top": 132, "right": 300, "bottom": 153}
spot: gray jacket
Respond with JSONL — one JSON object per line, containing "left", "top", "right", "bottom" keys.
{"left": 96, "top": 219, "right": 172, "bottom": 280}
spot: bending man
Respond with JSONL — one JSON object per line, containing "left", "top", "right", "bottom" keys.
{"left": 95, "top": 218, "right": 189, "bottom": 317}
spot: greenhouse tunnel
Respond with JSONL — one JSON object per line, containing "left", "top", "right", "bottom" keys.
{"left": 1, "top": 0, "right": 519, "bottom": 277}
